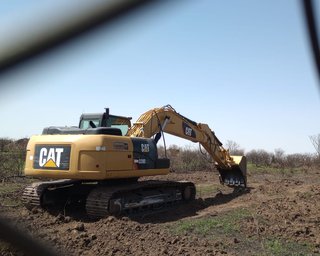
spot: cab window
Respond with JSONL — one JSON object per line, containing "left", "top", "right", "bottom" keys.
{"left": 111, "top": 124, "right": 129, "bottom": 135}
{"left": 80, "top": 119, "right": 100, "bottom": 129}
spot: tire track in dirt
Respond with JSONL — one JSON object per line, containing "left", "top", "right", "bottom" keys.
{"left": 1, "top": 169, "right": 320, "bottom": 255}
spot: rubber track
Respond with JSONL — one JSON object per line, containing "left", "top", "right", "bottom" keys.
{"left": 22, "top": 183, "right": 45, "bottom": 209}
{"left": 85, "top": 180, "right": 195, "bottom": 218}
{"left": 86, "top": 187, "right": 116, "bottom": 218}
{"left": 22, "top": 179, "right": 79, "bottom": 209}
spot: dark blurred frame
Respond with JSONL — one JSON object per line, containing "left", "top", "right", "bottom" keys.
{"left": 0, "top": 0, "right": 319, "bottom": 255}
{"left": 302, "top": 0, "right": 320, "bottom": 84}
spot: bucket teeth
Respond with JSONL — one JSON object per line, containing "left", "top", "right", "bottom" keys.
{"left": 219, "top": 174, "right": 246, "bottom": 187}
{"left": 217, "top": 155, "right": 247, "bottom": 188}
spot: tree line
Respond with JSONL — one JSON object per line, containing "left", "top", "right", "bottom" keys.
{"left": 0, "top": 136, "right": 319, "bottom": 178}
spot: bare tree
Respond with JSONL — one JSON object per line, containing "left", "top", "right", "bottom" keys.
{"left": 309, "top": 134, "right": 320, "bottom": 157}
{"left": 286, "top": 153, "right": 314, "bottom": 168}
{"left": 246, "top": 149, "right": 272, "bottom": 167}
{"left": 272, "top": 148, "right": 285, "bottom": 167}
{"left": 0, "top": 138, "right": 12, "bottom": 151}
{"left": 225, "top": 140, "right": 244, "bottom": 155}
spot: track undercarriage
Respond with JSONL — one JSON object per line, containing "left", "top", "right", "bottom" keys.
{"left": 22, "top": 179, "right": 196, "bottom": 218}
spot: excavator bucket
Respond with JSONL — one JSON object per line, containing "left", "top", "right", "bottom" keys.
{"left": 217, "top": 156, "right": 247, "bottom": 188}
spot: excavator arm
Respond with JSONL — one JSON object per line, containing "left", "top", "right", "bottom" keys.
{"left": 127, "top": 105, "right": 247, "bottom": 187}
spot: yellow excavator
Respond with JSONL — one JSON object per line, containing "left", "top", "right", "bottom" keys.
{"left": 22, "top": 105, "right": 246, "bottom": 218}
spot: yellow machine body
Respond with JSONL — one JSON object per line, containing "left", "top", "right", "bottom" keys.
{"left": 22, "top": 106, "right": 247, "bottom": 217}
{"left": 24, "top": 105, "right": 246, "bottom": 187}
{"left": 25, "top": 134, "right": 169, "bottom": 180}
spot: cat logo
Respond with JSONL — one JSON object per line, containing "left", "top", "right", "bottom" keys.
{"left": 34, "top": 145, "right": 70, "bottom": 170}
{"left": 141, "top": 143, "right": 150, "bottom": 153}
{"left": 182, "top": 122, "right": 196, "bottom": 138}
{"left": 185, "top": 126, "right": 193, "bottom": 136}
{"left": 39, "top": 148, "right": 64, "bottom": 168}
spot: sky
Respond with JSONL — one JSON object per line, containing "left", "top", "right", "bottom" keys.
{"left": 0, "top": 0, "right": 319, "bottom": 154}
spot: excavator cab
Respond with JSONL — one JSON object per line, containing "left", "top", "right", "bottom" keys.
{"left": 42, "top": 108, "right": 132, "bottom": 136}
{"left": 79, "top": 108, "right": 132, "bottom": 135}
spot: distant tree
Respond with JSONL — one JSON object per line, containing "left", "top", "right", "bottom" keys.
{"left": 309, "top": 134, "right": 320, "bottom": 157}
{"left": 285, "top": 153, "right": 314, "bottom": 168}
{"left": 274, "top": 148, "right": 285, "bottom": 160}
{"left": 225, "top": 140, "right": 244, "bottom": 155}
{"left": 0, "top": 137, "right": 28, "bottom": 178}
{"left": 272, "top": 148, "right": 285, "bottom": 167}
{"left": 167, "top": 145, "right": 180, "bottom": 157}
{"left": 157, "top": 144, "right": 215, "bottom": 172}
{"left": 0, "top": 138, "right": 12, "bottom": 151}
{"left": 246, "top": 149, "right": 272, "bottom": 167}
{"left": 4, "top": 138, "right": 29, "bottom": 151}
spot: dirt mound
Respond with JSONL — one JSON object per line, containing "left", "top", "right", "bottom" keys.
{"left": 1, "top": 168, "right": 320, "bottom": 255}
{"left": 6, "top": 208, "right": 230, "bottom": 256}
{"left": 246, "top": 183, "right": 320, "bottom": 244}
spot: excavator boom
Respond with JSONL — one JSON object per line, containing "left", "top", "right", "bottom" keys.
{"left": 127, "top": 105, "right": 247, "bottom": 187}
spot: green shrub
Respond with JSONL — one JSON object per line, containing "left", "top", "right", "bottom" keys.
{"left": 0, "top": 138, "right": 28, "bottom": 178}
{"left": 158, "top": 145, "right": 215, "bottom": 172}
{"left": 264, "top": 239, "right": 313, "bottom": 256}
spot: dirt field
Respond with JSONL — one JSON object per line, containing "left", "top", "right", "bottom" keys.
{"left": 1, "top": 167, "right": 320, "bottom": 255}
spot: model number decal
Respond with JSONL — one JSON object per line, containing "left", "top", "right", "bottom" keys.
{"left": 182, "top": 122, "right": 196, "bottom": 138}
{"left": 113, "top": 142, "right": 128, "bottom": 150}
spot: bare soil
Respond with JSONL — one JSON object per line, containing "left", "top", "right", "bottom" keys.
{"left": 1, "top": 167, "right": 320, "bottom": 255}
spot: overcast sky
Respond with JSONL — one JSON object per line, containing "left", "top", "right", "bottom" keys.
{"left": 0, "top": 0, "right": 319, "bottom": 154}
